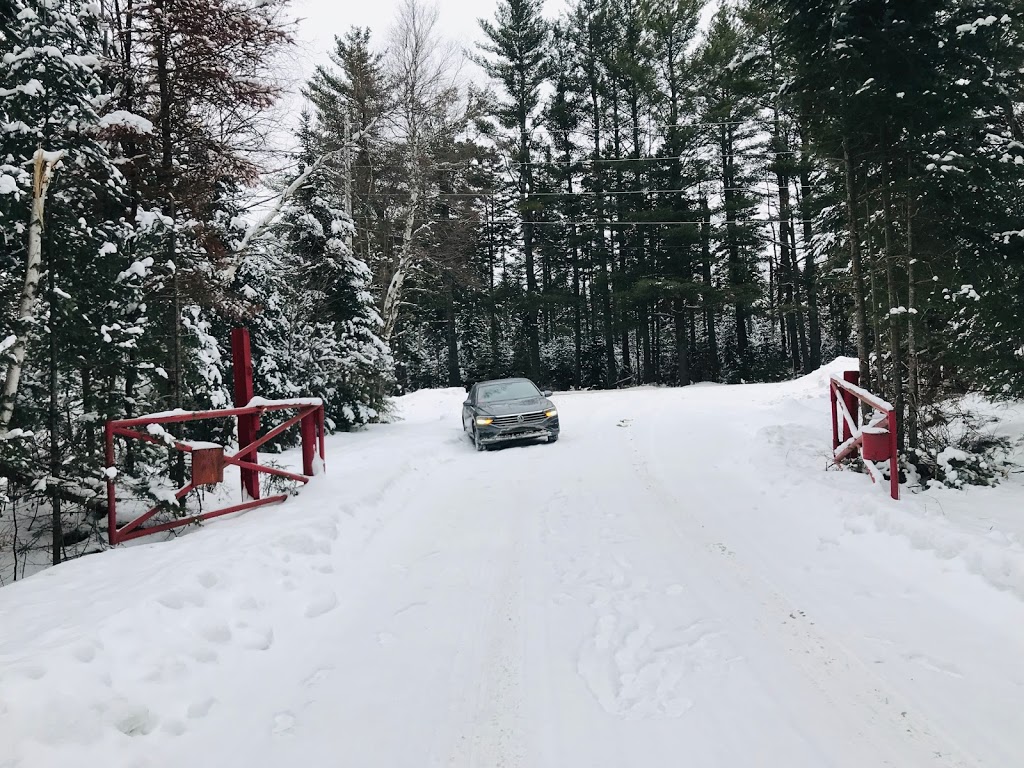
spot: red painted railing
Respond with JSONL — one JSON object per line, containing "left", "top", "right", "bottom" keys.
{"left": 105, "top": 400, "right": 325, "bottom": 544}
{"left": 830, "top": 371, "right": 899, "bottom": 500}
{"left": 105, "top": 328, "right": 326, "bottom": 545}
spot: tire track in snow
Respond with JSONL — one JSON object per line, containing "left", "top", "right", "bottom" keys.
{"left": 625, "top": 420, "right": 979, "bottom": 768}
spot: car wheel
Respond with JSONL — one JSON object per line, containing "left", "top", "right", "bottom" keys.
{"left": 547, "top": 434, "right": 558, "bottom": 444}
{"left": 473, "top": 427, "right": 486, "bottom": 452}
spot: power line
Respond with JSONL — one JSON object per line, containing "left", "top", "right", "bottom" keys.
{"left": 347, "top": 149, "right": 805, "bottom": 173}
{"left": 354, "top": 185, "right": 817, "bottom": 200}
{"left": 510, "top": 219, "right": 818, "bottom": 226}
{"left": 362, "top": 218, "right": 818, "bottom": 227}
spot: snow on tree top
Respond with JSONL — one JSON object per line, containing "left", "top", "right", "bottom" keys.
{"left": 98, "top": 111, "right": 154, "bottom": 135}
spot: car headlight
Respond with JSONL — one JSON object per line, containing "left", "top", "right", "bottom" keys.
{"left": 545, "top": 408, "right": 557, "bottom": 418}
{"left": 475, "top": 417, "right": 493, "bottom": 426}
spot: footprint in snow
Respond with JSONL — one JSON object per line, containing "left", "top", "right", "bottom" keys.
{"left": 235, "top": 622, "right": 274, "bottom": 651}
{"left": 10, "top": 664, "right": 47, "bottom": 681}
{"left": 272, "top": 712, "right": 296, "bottom": 736}
{"left": 304, "top": 590, "right": 338, "bottom": 619}
{"left": 161, "top": 718, "right": 186, "bottom": 737}
{"left": 190, "top": 647, "right": 218, "bottom": 664}
{"left": 186, "top": 698, "right": 217, "bottom": 719}
{"left": 196, "top": 570, "right": 221, "bottom": 590}
{"left": 110, "top": 702, "right": 160, "bottom": 737}
{"left": 196, "top": 620, "right": 232, "bottom": 644}
{"left": 578, "top": 614, "right": 737, "bottom": 720}
{"left": 72, "top": 643, "right": 99, "bottom": 663}
{"left": 156, "top": 589, "right": 205, "bottom": 610}
{"left": 234, "top": 595, "right": 260, "bottom": 611}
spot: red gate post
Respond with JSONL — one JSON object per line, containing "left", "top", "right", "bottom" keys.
{"left": 106, "top": 421, "right": 117, "bottom": 544}
{"left": 231, "top": 328, "right": 260, "bottom": 500}
{"left": 887, "top": 409, "right": 900, "bottom": 501}
{"left": 830, "top": 380, "right": 840, "bottom": 451}
{"left": 316, "top": 405, "right": 325, "bottom": 467}
{"left": 841, "top": 370, "right": 859, "bottom": 442}
{"left": 300, "top": 409, "right": 316, "bottom": 476}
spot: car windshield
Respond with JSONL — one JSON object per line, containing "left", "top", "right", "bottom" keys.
{"left": 477, "top": 381, "right": 540, "bottom": 403}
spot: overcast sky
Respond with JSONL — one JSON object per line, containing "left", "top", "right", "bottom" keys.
{"left": 292, "top": 0, "right": 497, "bottom": 65}
{"left": 285, "top": 0, "right": 569, "bottom": 99}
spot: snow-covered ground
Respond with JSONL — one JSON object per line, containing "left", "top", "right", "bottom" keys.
{"left": 2, "top": 362, "right": 1023, "bottom": 768}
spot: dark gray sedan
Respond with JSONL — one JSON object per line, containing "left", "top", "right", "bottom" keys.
{"left": 462, "top": 378, "right": 560, "bottom": 451}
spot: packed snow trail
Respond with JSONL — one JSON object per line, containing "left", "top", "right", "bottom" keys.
{"left": 2, "top": 366, "right": 1023, "bottom": 767}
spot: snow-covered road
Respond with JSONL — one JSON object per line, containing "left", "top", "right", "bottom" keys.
{"left": 2, "top": 366, "right": 1023, "bottom": 767}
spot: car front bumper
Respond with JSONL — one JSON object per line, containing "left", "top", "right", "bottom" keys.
{"left": 477, "top": 417, "right": 559, "bottom": 445}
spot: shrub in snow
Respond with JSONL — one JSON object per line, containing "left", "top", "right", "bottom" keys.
{"left": 911, "top": 402, "right": 1016, "bottom": 488}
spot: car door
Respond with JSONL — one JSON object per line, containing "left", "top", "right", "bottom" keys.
{"left": 462, "top": 386, "right": 476, "bottom": 430}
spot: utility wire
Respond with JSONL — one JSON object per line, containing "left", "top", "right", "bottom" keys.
{"left": 353, "top": 218, "right": 818, "bottom": 227}
{"left": 347, "top": 149, "right": 805, "bottom": 172}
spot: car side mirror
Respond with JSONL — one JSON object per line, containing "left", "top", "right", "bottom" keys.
{"left": 542, "top": 390, "right": 553, "bottom": 398}
{"left": 463, "top": 400, "right": 471, "bottom": 407}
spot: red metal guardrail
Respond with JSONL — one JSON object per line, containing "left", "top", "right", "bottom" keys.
{"left": 830, "top": 370, "right": 899, "bottom": 500}
{"left": 104, "top": 328, "right": 325, "bottom": 544}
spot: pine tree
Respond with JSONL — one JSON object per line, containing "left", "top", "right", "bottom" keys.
{"left": 243, "top": 122, "right": 393, "bottom": 433}
{"left": 697, "top": 9, "right": 765, "bottom": 381}
{"left": 0, "top": 0, "right": 143, "bottom": 567}
{"left": 477, "top": 0, "right": 551, "bottom": 380}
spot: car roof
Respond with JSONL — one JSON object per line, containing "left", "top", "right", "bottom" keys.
{"left": 476, "top": 378, "right": 534, "bottom": 387}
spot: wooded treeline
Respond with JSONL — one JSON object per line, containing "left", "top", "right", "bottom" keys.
{"left": 369, "top": 0, "right": 1024, "bottom": 462}
{"left": 321, "top": 0, "right": 1023, "bottom": 422}
{"left": 1, "top": 0, "right": 1022, "bottom": 578}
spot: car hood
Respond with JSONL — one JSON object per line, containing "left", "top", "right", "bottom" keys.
{"left": 478, "top": 397, "right": 552, "bottom": 416}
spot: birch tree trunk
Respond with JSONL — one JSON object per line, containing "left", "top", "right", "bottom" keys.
{"left": 0, "top": 149, "right": 64, "bottom": 434}
{"left": 381, "top": 177, "right": 421, "bottom": 342}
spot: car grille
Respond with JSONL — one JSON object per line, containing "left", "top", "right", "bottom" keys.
{"left": 490, "top": 410, "right": 547, "bottom": 428}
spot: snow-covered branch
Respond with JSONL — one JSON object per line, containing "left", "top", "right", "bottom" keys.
{"left": 227, "top": 120, "right": 379, "bottom": 272}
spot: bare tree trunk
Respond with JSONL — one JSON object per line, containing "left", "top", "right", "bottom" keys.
{"left": 0, "top": 150, "right": 64, "bottom": 434}
{"left": 773, "top": 109, "right": 800, "bottom": 373}
{"left": 866, "top": 201, "right": 884, "bottom": 393}
{"left": 47, "top": 236, "right": 62, "bottom": 566}
{"left": 443, "top": 272, "right": 460, "bottom": 387}
{"left": 768, "top": 231, "right": 778, "bottom": 344}
{"left": 154, "top": 0, "right": 185, "bottom": 484}
{"left": 700, "top": 194, "right": 719, "bottom": 381}
{"left": 486, "top": 198, "right": 500, "bottom": 375}
{"left": 798, "top": 118, "right": 821, "bottom": 369}
{"left": 906, "top": 194, "right": 919, "bottom": 450}
{"left": 788, "top": 219, "right": 811, "bottom": 369}
{"left": 721, "top": 125, "right": 748, "bottom": 368}
{"left": 611, "top": 95, "right": 630, "bottom": 379}
{"left": 674, "top": 301, "right": 689, "bottom": 385}
{"left": 588, "top": 81, "right": 615, "bottom": 388}
{"left": 881, "top": 159, "right": 905, "bottom": 450}
{"left": 520, "top": 122, "right": 541, "bottom": 377}
{"left": 572, "top": 230, "right": 582, "bottom": 389}
{"left": 841, "top": 137, "right": 872, "bottom": 398}
{"left": 380, "top": 0, "right": 460, "bottom": 343}
{"left": 382, "top": 177, "right": 421, "bottom": 342}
